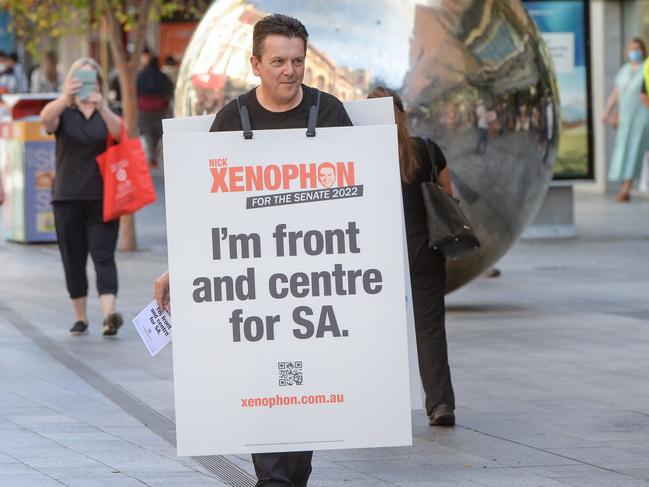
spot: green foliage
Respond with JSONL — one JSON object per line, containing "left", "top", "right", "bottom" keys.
{"left": 0, "top": 0, "right": 209, "bottom": 55}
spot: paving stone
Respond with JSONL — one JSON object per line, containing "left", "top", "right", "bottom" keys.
{"left": 0, "top": 463, "right": 42, "bottom": 475}
{"left": 63, "top": 478, "right": 146, "bottom": 487}
{"left": 0, "top": 475, "right": 66, "bottom": 487}
{"left": 127, "top": 471, "right": 229, "bottom": 486}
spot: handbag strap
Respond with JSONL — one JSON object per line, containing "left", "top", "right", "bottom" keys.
{"left": 105, "top": 121, "right": 127, "bottom": 150}
{"left": 423, "top": 137, "right": 439, "bottom": 184}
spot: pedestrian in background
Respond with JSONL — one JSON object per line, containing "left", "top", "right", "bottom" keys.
{"left": 475, "top": 99, "right": 488, "bottom": 154}
{"left": 8, "top": 53, "right": 28, "bottom": 93}
{"left": 40, "top": 57, "right": 124, "bottom": 337}
{"left": 368, "top": 86, "right": 456, "bottom": 427}
{"left": 0, "top": 51, "right": 19, "bottom": 94}
{"left": 0, "top": 171, "right": 5, "bottom": 206}
{"left": 137, "top": 49, "right": 173, "bottom": 166}
{"left": 30, "top": 51, "right": 62, "bottom": 93}
{"left": 161, "top": 55, "right": 179, "bottom": 86}
{"left": 602, "top": 37, "right": 649, "bottom": 202}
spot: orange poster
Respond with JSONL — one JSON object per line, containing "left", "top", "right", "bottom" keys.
{"left": 160, "top": 22, "right": 197, "bottom": 64}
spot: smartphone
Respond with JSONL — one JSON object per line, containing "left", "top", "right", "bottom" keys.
{"left": 72, "top": 69, "right": 97, "bottom": 101}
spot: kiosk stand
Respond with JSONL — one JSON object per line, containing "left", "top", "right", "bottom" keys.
{"left": 0, "top": 94, "right": 57, "bottom": 243}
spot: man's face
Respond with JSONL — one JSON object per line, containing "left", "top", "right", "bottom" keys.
{"left": 250, "top": 35, "right": 306, "bottom": 105}
{"left": 318, "top": 166, "right": 336, "bottom": 188}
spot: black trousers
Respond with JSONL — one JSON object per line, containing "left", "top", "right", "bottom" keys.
{"left": 407, "top": 234, "right": 455, "bottom": 416}
{"left": 138, "top": 111, "right": 165, "bottom": 164}
{"left": 53, "top": 200, "right": 119, "bottom": 299}
{"left": 252, "top": 451, "right": 313, "bottom": 487}
{"left": 476, "top": 127, "right": 488, "bottom": 154}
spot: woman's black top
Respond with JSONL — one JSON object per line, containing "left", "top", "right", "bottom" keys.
{"left": 402, "top": 137, "right": 447, "bottom": 237}
{"left": 52, "top": 106, "right": 108, "bottom": 202}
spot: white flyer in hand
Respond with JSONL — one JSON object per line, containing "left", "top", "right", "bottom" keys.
{"left": 132, "top": 300, "right": 172, "bottom": 356}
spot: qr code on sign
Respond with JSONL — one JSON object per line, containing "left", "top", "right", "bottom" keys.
{"left": 278, "top": 361, "right": 303, "bottom": 386}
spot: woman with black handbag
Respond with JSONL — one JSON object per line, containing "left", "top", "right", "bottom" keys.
{"left": 368, "top": 87, "right": 456, "bottom": 426}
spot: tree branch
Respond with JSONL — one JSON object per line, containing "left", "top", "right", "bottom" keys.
{"left": 129, "top": 0, "right": 155, "bottom": 73}
{"left": 100, "top": 0, "right": 128, "bottom": 72}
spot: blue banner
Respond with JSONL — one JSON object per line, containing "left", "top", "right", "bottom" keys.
{"left": 525, "top": 0, "right": 593, "bottom": 180}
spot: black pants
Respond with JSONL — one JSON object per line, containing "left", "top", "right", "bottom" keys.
{"left": 252, "top": 451, "right": 313, "bottom": 487}
{"left": 476, "top": 127, "right": 488, "bottom": 154}
{"left": 138, "top": 111, "right": 165, "bottom": 164}
{"left": 53, "top": 201, "right": 119, "bottom": 299}
{"left": 407, "top": 234, "right": 454, "bottom": 416}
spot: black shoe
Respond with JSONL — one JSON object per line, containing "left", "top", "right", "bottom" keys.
{"left": 429, "top": 404, "right": 455, "bottom": 426}
{"left": 70, "top": 321, "right": 88, "bottom": 336}
{"left": 483, "top": 267, "right": 501, "bottom": 278}
{"left": 102, "top": 312, "right": 123, "bottom": 336}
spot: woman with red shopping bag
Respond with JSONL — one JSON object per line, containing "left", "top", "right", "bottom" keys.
{"left": 40, "top": 57, "right": 125, "bottom": 337}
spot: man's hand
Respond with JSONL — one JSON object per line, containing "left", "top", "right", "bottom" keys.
{"left": 153, "top": 271, "right": 171, "bottom": 313}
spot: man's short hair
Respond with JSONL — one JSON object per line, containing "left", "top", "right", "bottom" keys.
{"left": 252, "top": 14, "right": 309, "bottom": 59}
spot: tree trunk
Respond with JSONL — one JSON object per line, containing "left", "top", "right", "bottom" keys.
{"left": 118, "top": 68, "right": 138, "bottom": 252}
{"left": 101, "top": 0, "right": 154, "bottom": 252}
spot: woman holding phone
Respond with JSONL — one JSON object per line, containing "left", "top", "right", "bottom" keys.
{"left": 40, "top": 57, "right": 125, "bottom": 336}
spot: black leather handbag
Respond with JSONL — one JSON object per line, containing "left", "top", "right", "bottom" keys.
{"left": 421, "top": 139, "right": 480, "bottom": 259}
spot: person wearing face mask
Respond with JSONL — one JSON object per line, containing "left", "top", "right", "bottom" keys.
{"left": 0, "top": 51, "right": 18, "bottom": 94}
{"left": 602, "top": 38, "right": 649, "bottom": 202}
{"left": 40, "top": 57, "right": 125, "bottom": 337}
{"left": 8, "top": 53, "right": 28, "bottom": 93}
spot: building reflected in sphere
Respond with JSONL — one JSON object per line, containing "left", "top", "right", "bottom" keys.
{"left": 176, "top": 0, "right": 559, "bottom": 292}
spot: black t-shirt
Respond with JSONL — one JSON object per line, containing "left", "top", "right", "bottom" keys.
{"left": 209, "top": 84, "right": 352, "bottom": 132}
{"left": 52, "top": 106, "right": 107, "bottom": 202}
{"left": 402, "top": 137, "right": 447, "bottom": 236}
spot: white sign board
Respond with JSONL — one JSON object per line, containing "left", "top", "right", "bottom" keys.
{"left": 163, "top": 99, "right": 423, "bottom": 410}
{"left": 163, "top": 123, "right": 412, "bottom": 456}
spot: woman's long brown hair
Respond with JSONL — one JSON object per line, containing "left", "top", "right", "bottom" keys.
{"left": 367, "top": 86, "right": 419, "bottom": 183}
{"left": 43, "top": 51, "right": 58, "bottom": 85}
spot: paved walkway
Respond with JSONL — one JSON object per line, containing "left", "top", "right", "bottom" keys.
{"left": 0, "top": 180, "right": 648, "bottom": 486}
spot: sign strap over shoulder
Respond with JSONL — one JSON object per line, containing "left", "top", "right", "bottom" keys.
{"left": 306, "top": 89, "right": 321, "bottom": 137}
{"left": 237, "top": 95, "right": 253, "bottom": 140}
{"left": 237, "top": 89, "right": 321, "bottom": 140}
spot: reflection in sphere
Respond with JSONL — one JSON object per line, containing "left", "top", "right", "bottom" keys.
{"left": 176, "top": 0, "right": 559, "bottom": 292}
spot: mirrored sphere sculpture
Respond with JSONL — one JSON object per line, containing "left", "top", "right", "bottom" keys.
{"left": 176, "top": 0, "right": 559, "bottom": 292}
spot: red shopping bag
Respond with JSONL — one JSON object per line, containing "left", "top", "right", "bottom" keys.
{"left": 96, "top": 124, "right": 157, "bottom": 222}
